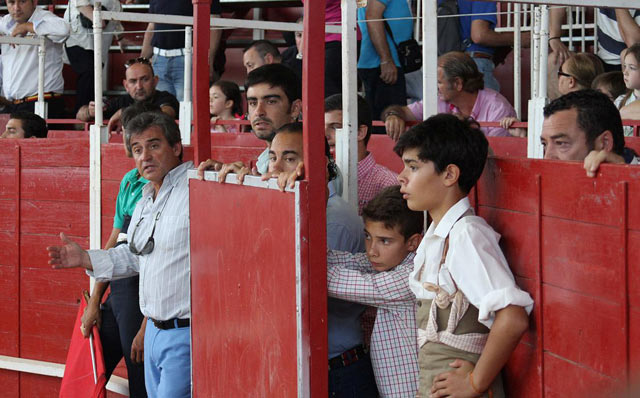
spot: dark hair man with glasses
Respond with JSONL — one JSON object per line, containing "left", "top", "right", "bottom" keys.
{"left": 76, "top": 58, "right": 179, "bottom": 134}
{"left": 48, "top": 111, "right": 193, "bottom": 398}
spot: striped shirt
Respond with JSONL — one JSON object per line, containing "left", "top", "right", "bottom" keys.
{"left": 327, "top": 250, "right": 418, "bottom": 398}
{"left": 88, "top": 161, "right": 193, "bottom": 321}
{"left": 357, "top": 153, "right": 398, "bottom": 215}
{"left": 596, "top": 8, "right": 640, "bottom": 66}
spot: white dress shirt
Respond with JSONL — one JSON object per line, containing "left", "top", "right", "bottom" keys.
{"left": 64, "top": 0, "right": 123, "bottom": 59}
{"left": 409, "top": 197, "right": 533, "bottom": 328}
{"left": 0, "top": 8, "right": 69, "bottom": 100}
{"left": 88, "top": 162, "right": 193, "bottom": 321}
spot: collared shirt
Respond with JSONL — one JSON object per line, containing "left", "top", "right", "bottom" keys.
{"left": 407, "top": 89, "right": 517, "bottom": 137}
{"left": 326, "top": 191, "right": 366, "bottom": 358}
{"left": 0, "top": 8, "right": 70, "bottom": 100}
{"left": 597, "top": 8, "right": 640, "bottom": 66}
{"left": 327, "top": 251, "right": 418, "bottom": 398}
{"left": 104, "top": 90, "right": 180, "bottom": 119}
{"left": 358, "top": 152, "right": 398, "bottom": 215}
{"left": 409, "top": 197, "right": 533, "bottom": 328}
{"left": 64, "top": 0, "right": 123, "bottom": 58}
{"left": 256, "top": 147, "right": 269, "bottom": 175}
{"left": 113, "top": 167, "right": 148, "bottom": 230}
{"left": 88, "top": 161, "right": 193, "bottom": 321}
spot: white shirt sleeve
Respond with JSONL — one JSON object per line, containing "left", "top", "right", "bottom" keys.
{"left": 446, "top": 217, "right": 534, "bottom": 328}
{"left": 31, "top": 10, "right": 70, "bottom": 43}
{"left": 87, "top": 243, "right": 140, "bottom": 282}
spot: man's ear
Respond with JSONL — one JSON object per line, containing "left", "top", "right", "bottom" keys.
{"left": 594, "top": 130, "right": 614, "bottom": 152}
{"left": 405, "top": 233, "right": 422, "bottom": 252}
{"left": 357, "top": 125, "right": 368, "bottom": 142}
{"left": 152, "top": 75, "right": 159, "bottom": 88}
{"left": 172, "top": 142, "right": 183, "bottom": 158}
{"left": 453, "top": 77, "right": 464, "bottom": 92}
{"left": 290, "top": 99, "right": 302, "bottom": 121}
{"left": 442, "top": 164, "right": 460, "bottom": 187}
{"left": 264, "top": 53, "right": 273, "bottom": 65}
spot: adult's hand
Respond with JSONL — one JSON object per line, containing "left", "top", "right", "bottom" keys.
{"left": 80, "top": 301, "right": 101, "bottom": 338}
{"left": 385, "top": 114, "right": 406, "bottom": 141}
{"left": 430, "top": 359, "right": 479, "bottom": 398}
{"left": 218, "top": 161, "right": 254, "bottom": 184}
{"left": 261, "top": 161, "right": 305, "bottom": 192}
{"left": 196, "top": 158, "right": 223, "bottom": 180}
{"left": 379, "top": 61, "right": 398, "bottom": 85}
{"left": 11, "top": 22, "right": 34, "bottom": 37}
{"left": 130, "top": 324, "right": 145, "bottom": 364}
{"left": 47, "top": 232, "right": 93, "bottom": 270}
{"left": 549, "top": 38, "right": 570, "bottom": 66}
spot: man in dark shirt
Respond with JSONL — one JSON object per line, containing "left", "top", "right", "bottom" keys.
{"left": 141, "top": 0, "right": 222, "bottom": 101}
{"left": 76, "top": 58, "right": 179, "bottom": 132}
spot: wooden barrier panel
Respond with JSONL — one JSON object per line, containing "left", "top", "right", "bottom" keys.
{"left": 189, "top": 173, "right": 315, "bottom": 397}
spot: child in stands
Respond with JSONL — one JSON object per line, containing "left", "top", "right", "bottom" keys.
{"left": 592, "top": 71, "right": 626, "bottom": 103}
{"left": 615, "top": 43, "right": 640, "bottom": 136}
{"left": 209, "top": 80, "right": 243, "bottom": 132}
{"left": 395, "top": 114, "right": 533, "bottom": 397}
{"left": 326, "top": 185, "right": 423, "bottom": 397}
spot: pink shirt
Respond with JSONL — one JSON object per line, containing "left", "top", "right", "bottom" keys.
{"left": 302, "top": 0, "right": 362, "bottom": 42}
{"left": 358, "top": 153, "right": 398, "bottom": 215}
{"left": 407, "top": 89, "right": 516, "bottom": 137}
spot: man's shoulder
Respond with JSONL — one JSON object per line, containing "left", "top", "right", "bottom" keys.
{"left": 479, "top": 89, "right": 515, "bottom": 109}
{"left": 152, "top": 90, "right": 179, "bottom": 108}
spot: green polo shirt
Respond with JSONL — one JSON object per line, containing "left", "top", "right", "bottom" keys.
{"left": 113, "top": 168, "right": 148, "bottom": 229}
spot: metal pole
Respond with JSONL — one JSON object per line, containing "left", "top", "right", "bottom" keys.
{"left": 423, "top": 0, "right": 438, "bottom": 118}
{"left": 338, "top": 0, "right": 358, "bottom": 210}
{"left": 34, "top": 38, "right": 47, "bottom": 118}
{"left": 192, "top": 0, "right": 211, "bottom": 166}
{"left": 180, "top": 26, "right": 193, "bottom": 146}
{"left": 531, "top": 6, "right": 541, "bottom": 98}
{"left": 514, "top": 3, "right": 522, "bottom": 119}
{"left": 539, "top": 5, "right": 549, "bottom": 99}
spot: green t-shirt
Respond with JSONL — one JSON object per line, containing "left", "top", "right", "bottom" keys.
{"left": 113, "top": 168, "right": 148, "bottom": 229}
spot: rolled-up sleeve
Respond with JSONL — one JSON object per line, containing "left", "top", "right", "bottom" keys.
{"left": 32, "top": 10, "right": 70, "bottom": 43}
{"left": 87, "top": 243, "right": 140, "bottom": 282}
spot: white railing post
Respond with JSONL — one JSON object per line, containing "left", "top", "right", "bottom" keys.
{"left": 539, "top": 5, "right": 549, "bottom": 99}
{"left": 337, "top": 0, "right": 358, "bottom": 209}
{"left": 514, "top": 3, "right": 522, "bottom": 119}
{"left": 179, "top": 26, "right": 192, "bottom": 146}
{"left": 423, "top": 0, "right": 438, "bottom": 118}
{"left": 528, "top": 5, "right": 546, "bottom": 160}
{"left": 34, "top": 38, "right": 47, "bottom": 119}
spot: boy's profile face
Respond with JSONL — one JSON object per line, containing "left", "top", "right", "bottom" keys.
{"left": 398, "top": 147, "right": 445, "bottom": 212}
{"left": 364, "top": 220, "right": 416, "bottom": 272}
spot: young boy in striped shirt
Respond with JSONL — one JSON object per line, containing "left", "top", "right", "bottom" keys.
{"left": 327, "top": 185, "right": 423, "bottom": 397}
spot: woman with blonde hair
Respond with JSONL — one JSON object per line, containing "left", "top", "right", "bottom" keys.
{"left": 557, "top": 52, "right": 605, "bottom": 95}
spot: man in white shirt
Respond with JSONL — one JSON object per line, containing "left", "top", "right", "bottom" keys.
{"left": 48, "top": 112, "right": 194, "bottom": 398}
{"left": 0, "top": 0, "right": 70, "bottom": 118}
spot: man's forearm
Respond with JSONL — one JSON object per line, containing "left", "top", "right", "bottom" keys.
{"left": 141, "top": 23, "right": 154, "bottom": 59}
{"left": 615, "top": 9, "right": 640, "bottom": 47}
{"left": 382, "top": 104, "right": 414, "bottom": 121}
{"left": 88, "top": 281, "right": 110, "bottom": 308}
{"left": 367, "top": 20, "right": 394, "bottom": 64}
{"left": 549, "top": 7, "right": 566, "bottom": 38}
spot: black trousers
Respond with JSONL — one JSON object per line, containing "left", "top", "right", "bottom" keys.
{"left": 358, "top": 66, "right": 407, "bottom": 131}
{"left": 65, "top": 45, "right": 96, "bottom": 113}
{"left": 100, "top": 275, "right": 147, "bottom": 397}
{"left": 1, "top": 97, "right": 67, "bottom": 119}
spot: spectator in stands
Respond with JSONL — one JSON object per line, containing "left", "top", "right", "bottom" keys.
{"left": 141, "top": 0, "right": 222, "bottom": 101}
{"left": 197, "top": 63, "right": 301, "bottom": 180}
{"left": 281, "top": 18, "right": 303, "bottom": 81}
{"left": 64, "top": 0, "right": 124, "bottom": 114}
{"left": 448, "top": 0, "right": 530, "bottom": 92}
{"left": 0, "top": 111, "right": 47, "bottom": 138}
{"left": 324, "top": 93, "right": 398, "bottom": 214}
{"left": 263, "top": 122, "right": 379, "bottom": 397}
{"left": 616, "top": 43, "right": 640, "bottom": 109}
{"left": 557, "top": 53, "right": 605, "bottom": 96}
{"left": 242, "top": 39, "right": 282, "bottom": 74}
{"left": 358, "top": 0, "right": 413, "bottom": 122}
{"left": 209, "top": 80, "right": 243, "bottom": 133}
{"left": 0, "top": 0, "right": 70, "bottom": 118}
{"left": 541, "top": 90, "right": 638, "bottom": 177}
{"left": 592, "top": 71, "right": 626, "bottom": 102}
{"left": 382, "top": 51, "right": 517, "bottom": 139}
{"left": 48, "top": 112, "right": 194, "bottom": 398}
{"left": 76, "top": 58, "right": 179, "bottom": 133}
{"left": 550, "top": 7, "right": 640, "bottom": 72}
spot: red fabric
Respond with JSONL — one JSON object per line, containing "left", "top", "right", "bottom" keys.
{"left": 59, "top": 296, "right": 107, "bottom": 398}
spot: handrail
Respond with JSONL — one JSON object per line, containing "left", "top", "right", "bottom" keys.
{"left": 0, "top": 36, "right": 46, "bottom": 118}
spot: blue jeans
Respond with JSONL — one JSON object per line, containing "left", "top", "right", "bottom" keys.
{"left": 153, "top": 55, "right": 185, "bottom": 102}
{"left": 471, "top": 56, "right": 500, "bottom": 92}
{"left": 328, "top": 353, "right": 378, "bottom": 397}
{"left": 144, "top": 319, "right": 191, "bottom": 398}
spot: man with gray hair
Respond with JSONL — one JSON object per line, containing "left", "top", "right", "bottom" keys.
{"left": 48, "top": 112, "right": 194, "bottom": 397}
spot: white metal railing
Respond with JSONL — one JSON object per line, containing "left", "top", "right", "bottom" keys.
{"left": 0, "top": 36, "right": 47, "bottom": 118}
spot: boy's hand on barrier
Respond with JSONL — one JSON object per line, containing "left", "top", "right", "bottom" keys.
{"left": 261, "top": 161, "right": 305, "bottom": 192}
{"left": 583, "top": 149, "right": 625, "bottom": 178}
{"left": 47, "top": 233, "right": 93, "bottom": 271}
{"left": 196, "top": 158, "right": 223, "bottom": 180}
{"left": 430, "top": 359, "right": 479, "bottom": 398}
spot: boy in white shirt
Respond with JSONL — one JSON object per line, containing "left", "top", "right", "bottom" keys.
{"left": 394, "top": 114, "right": 534, "bottom": 397}
{"left": 326, "top": 185, "right": 422, "bottom": 397}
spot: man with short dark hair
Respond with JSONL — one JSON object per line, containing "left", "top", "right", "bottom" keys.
{"left": 541, "top": 89, "right": 638, "bottom": 176}
{"left": 382, "top": 51, "right": 516, "bottom": 139}
{"left": 242, "top": 39, "right": 282, "bottom": 74}
{"left": 0, "top": 111, "right": 47, "bottom": 138}
{"left": 48, "top": 111, "right": 194, "bottom": 397}
{"left": 76, "top": 59, "right": 179, "bottom": 133}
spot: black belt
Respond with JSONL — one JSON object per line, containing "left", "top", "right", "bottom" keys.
{"left": 328, "top": 344, "right": 368, "bottom": 371}
{"left": 151, "top": 318, "right": 190, "bottom": 330}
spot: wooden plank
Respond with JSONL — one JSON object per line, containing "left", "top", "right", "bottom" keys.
{"left": 20, "top": 372, "right": 63, "bottom": 397}
{"left": 0, "top": 370, "right": 19, "bottom": 397}
{"left": 631, "top": 307, "right": 640, "bottom": 377}
{"left": 367, "top": 134, "right": 403, "bottom": 174}
{"left": 543, "top": 285, "right": 625, "bottom": 378}
{"left": 543, "top": 353, "right": 620, "bottom": 397}
{"left": 504, "top": 342, "right": 539, "bottom": 398}
{"left": 628, "top": 178, "right": 640, "bottom": 231}
{"left": 20, "top": 234, "right": 89, "bottom": 273}
{"left": 0, "top": 264, "right": 19, "bottom": 298}
{"left": 19, "top": 139, "right": 89, "bottom": 168}
{"left": 20, "top": 301, "right": 79, "bottom": 363}
{"left": 629, "top": 231, "right": 640, "bottom": 309}
{"left": 20, "top": 168, "right": 89, "bottom": 202}
{"left": 0, "top": 142, "right": 17, "bottom": 166}
{"left": 487, "top": 137, "right": 527, "bottom": 158}
{"left": 0, "top": 167, "right": 17, "bottom": 200}
{"left": 479, "top": 207, "right": 538, "bottom": 280}
{"left": 101, "top": 179, "right": 120, "bottom": 218}
{"left": 0, "top": 298, "right": 19, "bottom": 356}
{"left": 20, "top": 268, "right": 87, "bottom": 306}
{"left": 0, "top": 231, "right": 18, "bottom": 267}
{"left": 20, "top": 200, "right": 89, "bottom": 236}
{"left": 542, "top": 217, "right": 623, "bottom": 303}
{"left": 210, "top": 147, "right": 265, "bottom": 166}
{"left": 0, "top": 201, "right": 16, "bottom": 232}
{"left": 477, "top": 157, "right": 539, "bottom": 214}
{"left": 101, "top": 144, "right": 136, "bottom": 181}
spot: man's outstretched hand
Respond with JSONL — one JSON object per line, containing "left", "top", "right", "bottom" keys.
{"left": 47, "top": 232, "right": 93, "bottom": 270}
